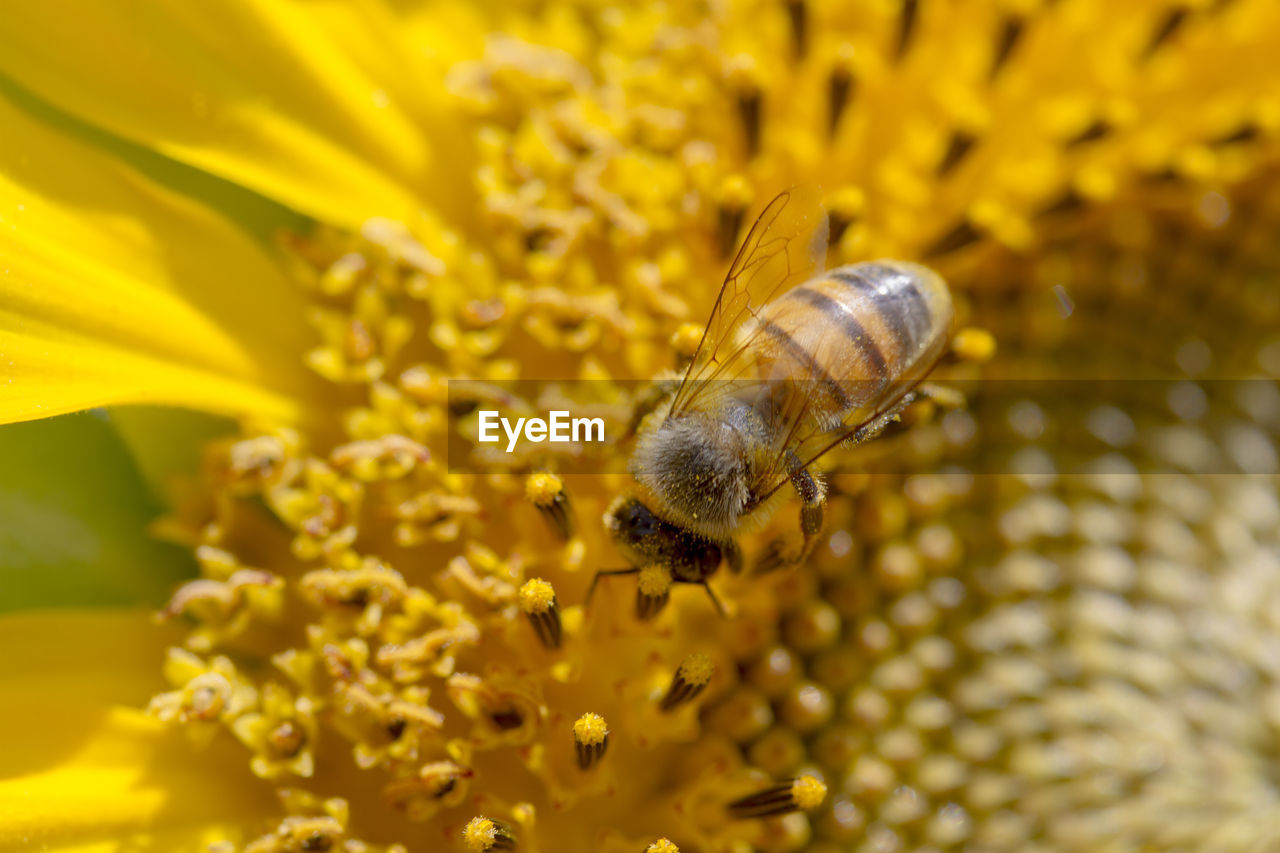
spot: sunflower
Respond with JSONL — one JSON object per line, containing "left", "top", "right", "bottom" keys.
{"left": 3, "top": 1, "right": 1280, "bottom": 851}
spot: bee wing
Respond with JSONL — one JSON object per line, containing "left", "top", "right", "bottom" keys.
{"left": 755, "top": 372, "right": 936, "bottom": 502}
{"left": 667, "top": 186, "right": 830, "bottom": 420}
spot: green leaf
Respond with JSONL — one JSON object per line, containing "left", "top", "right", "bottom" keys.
{"left": 109, "top": 406, "right": 236, "bottom": 506}
{"left": 0, "top": 412, "right": 196, "bottom": 611}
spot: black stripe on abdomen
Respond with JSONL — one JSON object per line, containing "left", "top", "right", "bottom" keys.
{"left": 794, "top": 287, "right": 890, "bottom": 380}
{"left": 757, "top": 317, "right": 852, "bottom": 408}
{"left": 830, "top": 264, "right": 928, "bottom": 345}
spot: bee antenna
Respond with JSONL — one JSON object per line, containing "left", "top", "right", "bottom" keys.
{"left": 585, "top": 568, "right": 640, "bottom": 608}
{"left": 700, "top": 581, "right": 728, "bottom": 618}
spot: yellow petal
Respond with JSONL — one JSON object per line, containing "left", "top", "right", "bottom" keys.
{"left": 0, "top": 0, "right": 437, "bottom": 228}
{"left": 0, "top": 87, "right": 323, "bottom": 425}
{"left": 0, "top": 609, "right": 274, "bottom": 850}
{"left": 292, "top": 0, "right": 487, "bottom": 226}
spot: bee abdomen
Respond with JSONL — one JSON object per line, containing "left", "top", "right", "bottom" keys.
{"left": 755, "top": 260, "right": 953, "bottom": 414}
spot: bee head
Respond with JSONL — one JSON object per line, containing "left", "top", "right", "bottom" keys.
{"left": 630, "top": 413, "right": 750, "bottom": 538}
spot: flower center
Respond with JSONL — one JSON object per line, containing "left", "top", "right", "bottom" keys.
{"left": 148, "top": 1, "right": 1280, "bottom": 850}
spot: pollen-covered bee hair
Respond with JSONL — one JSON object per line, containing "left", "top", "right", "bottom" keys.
{"left": 593, "top": 186, "right": 954, "bottom": 615}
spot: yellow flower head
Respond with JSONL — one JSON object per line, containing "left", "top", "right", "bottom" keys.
{"left": 2, "top": 1, "right": 1280, "bottom": 853}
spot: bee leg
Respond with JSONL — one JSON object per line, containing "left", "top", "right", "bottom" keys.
{"left": 842, "top": 391, "right": 921, "bottom": 449}
{"left": 700, "top": 580, "right": 728, "bottom": 617}
{"left": 673, "top": 577, "right": 728, "bottom": 617}
{"left": 755, "top": 465, "right": 826, "bottom": 573}
{"left": 792, "top": 466, "right": 826, "bottom": 564}
{"left": 585, "top": 568, "right": 640, "bottom": 608}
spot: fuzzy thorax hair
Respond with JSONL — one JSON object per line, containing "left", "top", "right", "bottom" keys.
{"left": 631, "top": 412, "right": 752, "bottom": 539}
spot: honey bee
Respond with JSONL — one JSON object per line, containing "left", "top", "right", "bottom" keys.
{"left": 590, "top": 186, "right": 955, "bottom": 618}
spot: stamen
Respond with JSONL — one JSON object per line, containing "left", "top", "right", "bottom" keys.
{"left": 463, "top": 817, "right": 517, "bottom": 851}
{"left": 922, "top": 220, "right": 981, "bottom": 258}
{"left": 670, "top": 323, "right": 704, "bottom": 367}
{"left": 660, "top": 652, "right": 716, "bottom": 711}
{"left": 989, "top": 15, "right": 1025, "bottom": 80}
{"left": 716, "top": 175, "right": 753, "bottom": 257}
{"left": 1142, "top": 5, "right": 1190, "bottom": 61}
{"left": 1066, "top": 118, "right": 1113, "bottom": 148}
{"left": 1036, "top": 189, "right": 1085, "bottom": 217}
{"left": 636, "top": 565, "right": 672, "bottom": 620}
{"left": 827, "top": 48, "right": 857, "bottom": 137}
{"left": 1212, "top": 123, "right": 1260, "bottom": 146}
{"left": 572, "top": 712, "right": 610, "bottom": 770}
{"left": 383, "top": 761, "right": 471, "bottom": 818}
{"left": 936, "top": 130, "right": 977, "bottom": 177}
{"left": 785, "top": 0, "right": 808, "bottom": 59}
{"left": 951, "top": 328, "right": 997, "bottom": 363}
{"left": 827, "top": 186, "right": 864, "bottom": 247}
{"left": 727, "top": 61, "right": 764, "bottom": 159}
{"left": 647, "top": 841, "right": 680, "bottom": 853}
{"left": 283, "top": 817, "right": 344, "bottom": 851}
{"left": 519, "top": 578, "right": 563, "bottom": 649}
{"left": 492, "top": 705, "right": 525, "bottom": 731}
{"left": 726, "top": 774, "right": 828, "bottom": 819}
{"left": 525, "top": 473, "right": 574, "bottom": 541}
{"left": 894, "top": 0, "right": 920, "bottom": 63}
{"left": 421, "top": 761, "right": 470, "bottom": 797}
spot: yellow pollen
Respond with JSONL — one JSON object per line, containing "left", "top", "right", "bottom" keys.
{"left": 670, "top": 323, "right": 703, "bottom": 360}
{"left": 677, "top": 653, "right": 715, "bottom": 688}
{"left": 951, "top": 327, "right": 997, "bottom": 363}
{"left": 717, "top": 173, "right": 753, "bottom": 208}
{"left": 637, "top": 565, "right": 672, "bottom": 596}
{"left": 518, "top": 578, "right": 556, "bottom": 614}
{"left": 646, "top": 841, "right": 680, "bottom": 853}
{"left": 463, "top": 817, "right": 497, "bottom": 852}
{"left": 828, "top": 185, "right": 866, "bottom": 219}
{"left": 572, "top": 712, "right": 608, "bottom": 746}
{"left": 525, "top": 472, "right": 564, "bottom": 507}
{"left": 791, "top": 774, "right": 827, "bottom": 810}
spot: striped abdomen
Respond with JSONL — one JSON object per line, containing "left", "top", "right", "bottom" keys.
{"left": 747, "top": 260, "right": 953, "bottom": 427}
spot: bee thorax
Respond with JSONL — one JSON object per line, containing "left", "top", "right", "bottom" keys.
{"left": 632, "top": 414, "right": 752, "bottom": 538}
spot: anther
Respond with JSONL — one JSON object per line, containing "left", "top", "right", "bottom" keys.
{"left": 1036, "top": 189, "right": 1085, "bottom": 217}
{"left": 526, "top": 473, "right": 574, "bottom": 541}
{"left": 647, "top": 841, "right": 680, "bottom": 853}
{"left": 989, "top": 16, "right": 1024, "bottom": 80}
{"left": 1142, "top": 5, "right": 1190, "bottom": 61}
{"left": 671, "top": 323, "right": 704, "bottom": 367}
{"left": 463, "top": 816, "right": 517, "bottom": 851}
{"left": 661, "top": 652, "right": 716, "bottom": 711}
{"left": 268, "top": 720, "right": 307, "bottom": 758}
{"left": 519, "top": 578, "right": 563, "bottom": 649}
{"left": 726, "top": 774, "right": 828, "bottom": 819}
{"left": 716, "top": 176, "right": 753, "bottom": 257}
{"left": 951, "top": 327, "right": 997, "bottom": 363}
{"left": 1212, "top": 123, "right": 1260, "bottom": 146}
{"left": 420, "top": 761, "right": 469, "bottom": 798}
{"left": 491, "top": 706, "right": 524, "bottom": 731}
{"left": 828, "top": 48, "right": 857, "bottom": 137}
{"left": 937, "top": 130, "right": 977, "bottom": 177}
{"left": 922, "top": 220, "right": 981, "bottom": 258}
{"left": 1065, "top": 118, "right": 1112, "bottom": 148}
{"left": 827, "top": 186, "right": 864, "bottom": 246}
{"left": 727, "top": 61, "right": 764, "bottom": 159}
{"left": 785, "top": 0, "right": 808, "bottom": 59}
{"left": 572, "top": 712, "right": 610, "bottom": 770}
{"left": 894, "top": 0, "right": 920, "bottom": 63}
{"left": 636, "top": 566, "right": 672, "bottom": 620}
